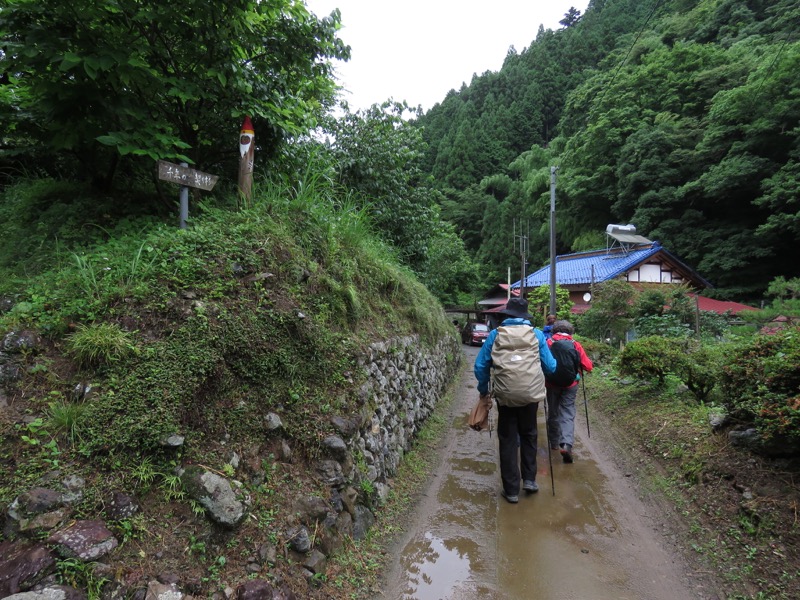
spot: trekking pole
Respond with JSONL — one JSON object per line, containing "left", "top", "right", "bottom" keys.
{"left": 581, "top": 372, "right": 590, "bottom": 438}
{"left": 542, "top": 398, "right": 556, "bottom": 496}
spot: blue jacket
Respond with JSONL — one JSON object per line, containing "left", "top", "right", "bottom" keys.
{"left": 473, "top": 318, "right": 557, "bottom": 395}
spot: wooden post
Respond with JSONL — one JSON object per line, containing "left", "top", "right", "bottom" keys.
{"left": 695, "top": 294, "right": 701, "bottom": 335}
{"left": 238, "top": 116, "right": 255, "bottom": 203}
{"left": 179, "top": 162, "right": 189, "bottom": 229}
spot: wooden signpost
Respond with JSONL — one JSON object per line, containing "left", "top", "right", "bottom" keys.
{"left": 156, "top": 160, "right": 219, "bottom": 229}
{"left": 157, "top": 160, "right": 219, "bottom": 191}
{"left": 157, "top": 116, "right": 253, "bottom": 228}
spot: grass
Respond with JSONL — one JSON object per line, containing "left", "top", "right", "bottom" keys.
{"left": 56, "top": 557, "right": 109, "bottom": 600}
{"left": 589, "top": 369, "right": 800, "bottom": 600}
{"left": 66, "top": 322, "right": 136, "bottom": 368}
{"left": 0, "top": 175, "right": 459, "bottom": 599}
{"left": 45, "top": 399, "right": 88, "bottom": 446}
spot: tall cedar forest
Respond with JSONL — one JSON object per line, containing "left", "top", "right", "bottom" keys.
{"left": 416, "top": 0, "right": 799, "bottom": 301}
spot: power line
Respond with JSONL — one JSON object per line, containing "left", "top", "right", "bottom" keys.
{"left": 557, "top": 0, "right": 664, "bottom": 170}
{"left": 750, "top": 36, "right": 791, "bottom": 110}
{"left": 592, "top": 0, "right": 665, "bottom": 117}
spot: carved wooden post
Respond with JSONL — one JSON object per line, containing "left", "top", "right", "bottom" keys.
{"left": 238, "top": 116, "right": 255, "bottom": 202}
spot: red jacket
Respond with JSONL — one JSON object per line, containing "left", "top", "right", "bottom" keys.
{"left": 546, "top": 333, "right": 593, "bottom": 388}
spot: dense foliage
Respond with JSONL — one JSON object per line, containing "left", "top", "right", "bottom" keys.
{"left": 720, "top": 327, "right": 800, "bottom": 442}
{"left": 416, "top": 0, "right": 800, "bottom": 300}
{"left": 618, "top": 335, "right": 723, "bottom": 401}
{"left": 0, "top": 177, "right": 453, "bottom": 457}
{"left": 0, "top": 0, "right": 348, "bottom": 188}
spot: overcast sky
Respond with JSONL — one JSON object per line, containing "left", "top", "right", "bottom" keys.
{"left": 304, "top": 0, "right": 590, "bottom": 113}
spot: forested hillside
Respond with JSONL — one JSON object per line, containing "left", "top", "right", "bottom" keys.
{"left": 417, "top": 0, "right": 799, "bottom": 300}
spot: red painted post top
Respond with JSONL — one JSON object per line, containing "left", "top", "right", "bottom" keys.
{"left": 240, "top": 116, "right": 254, "bottom": 134}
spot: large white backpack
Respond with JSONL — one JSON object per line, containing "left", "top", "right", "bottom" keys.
{"left": 491, "top": 325, "right": 546, "bottom": 407}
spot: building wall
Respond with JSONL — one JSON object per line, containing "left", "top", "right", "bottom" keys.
{"left": 626, "top": 261, "right": 685, "bottom": 284}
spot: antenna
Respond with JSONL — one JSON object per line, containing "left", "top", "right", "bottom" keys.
{"left": 513, "top": 219, "right": 530, "bottom": 298}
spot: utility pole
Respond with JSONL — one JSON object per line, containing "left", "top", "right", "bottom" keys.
{"left": 514, "top": 220, "right": 529, "bottom": 299}
{"left": 549, "top": 166, "right": 558, "bottom": 315}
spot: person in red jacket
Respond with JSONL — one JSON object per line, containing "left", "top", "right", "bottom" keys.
{"left": 545, "top": 320, "right": 593, "bottom": 463}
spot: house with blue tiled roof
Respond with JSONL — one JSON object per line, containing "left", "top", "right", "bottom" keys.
{"left": 510, "top": 225, "right": 712, "bottom": 314}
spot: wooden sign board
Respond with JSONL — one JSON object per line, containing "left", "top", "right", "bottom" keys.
{"left": 157, "top": 160, "right": 219, "bottom": 191}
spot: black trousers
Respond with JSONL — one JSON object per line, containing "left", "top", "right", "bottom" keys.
{"left": 497, "top": 402, "right": 539, "bottom": 495}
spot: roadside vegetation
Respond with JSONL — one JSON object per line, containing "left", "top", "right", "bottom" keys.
{"left": 574, "top": 279, "right": 800, "bottom": 600}
{"left": 2, "top": 0, "right": 799, "bottom": 598}
{"left": 0, "top": 173, "right": 457, "bottom": 598}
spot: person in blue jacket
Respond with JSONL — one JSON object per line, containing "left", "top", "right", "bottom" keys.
{"left": 542, "top": 313, "right": 556, "bottom": 340}
{"left": 474, "top": 298, "right": 557, "bottom": 503}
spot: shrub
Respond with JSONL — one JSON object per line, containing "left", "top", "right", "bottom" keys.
{"left": 633, "top": 314, "right": 692, "bottom": 338}
{"left": 618, "top": 336, "right": 684, "bottom": 385}
{"left": 575, "top": 336, "right": 614, "bottom": 366}
{"left": 619, "top": 336, "right": 725, "bottom": 402}
{"left": 720, "top": 327, "right": 800, "bottom": 440}
{"left": 698, "top": 310, "right": 731, "bottom": 339}
{"left": 757, "top": 393, "right": 800, "bottom": 442}
{"left": 671, "top": 340, "right": 724, "bottom": 403}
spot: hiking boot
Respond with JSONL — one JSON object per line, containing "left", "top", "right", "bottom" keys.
{"left": 560, "top": 444, "right": 574, "bottom": 464}
{"left": 523, "top": 480, "right": 539, "bottom": 493}
{"left": 500, "top": 489, "right": 519, "bottom": 504}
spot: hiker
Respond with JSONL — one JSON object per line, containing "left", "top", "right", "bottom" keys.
{"left": 542, "top": 314, "right": 556, "bottom": 340}
{"left": 545, "top": 320, "right": 593, "bottom": 464}
{"left": 474, "top": 297, "right": 556, "bottom": 503}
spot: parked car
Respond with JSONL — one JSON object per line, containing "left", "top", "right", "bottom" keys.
{"left": 462, "top": 322, "right": 490, "bottom": 346}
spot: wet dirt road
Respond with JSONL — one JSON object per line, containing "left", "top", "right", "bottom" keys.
{"left": 379, "top": 345, "right": 719, "bottom": 600}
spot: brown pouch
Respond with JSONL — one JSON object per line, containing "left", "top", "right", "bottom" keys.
{"left": 468, "top": 394, "right": 492, "bottom": 432}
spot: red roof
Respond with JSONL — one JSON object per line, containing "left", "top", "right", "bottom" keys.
{"left": 568, "top": 294, "right": 754, "bottom": 316}
{"left": 483, "top": 304, "right": 511, "bottom": 314}
{"left": 497, "top": 284, "right": 520, "bottom": 296}
{"left": 688, "top": 294, "right": 756, "bottom": 315}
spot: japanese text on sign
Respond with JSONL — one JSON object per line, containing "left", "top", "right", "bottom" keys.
{"left": 157, "top": 160, "right": 219, "bottom": 191}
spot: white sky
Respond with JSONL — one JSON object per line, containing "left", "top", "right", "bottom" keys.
{"left": 304, "top": 0, "right": 590, "bottom": 113}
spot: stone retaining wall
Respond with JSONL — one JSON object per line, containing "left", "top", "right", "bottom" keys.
{"left": 351, "top": 334, "right": 461, "bottom": 500}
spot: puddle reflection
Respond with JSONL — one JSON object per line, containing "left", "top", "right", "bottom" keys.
{"left": 397, "top": 532, "right": 478, "bottom": 600}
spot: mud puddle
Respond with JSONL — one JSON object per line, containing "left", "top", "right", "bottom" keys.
{"left": 378, "top": 346, "right": 716, "bottom": 600}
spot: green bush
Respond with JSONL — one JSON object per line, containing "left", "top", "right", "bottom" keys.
{"left": 671, "top": 340, "right": 724, "bottom": 403}
{"left": 575, "top": 336, "right": 614, "bottom": 366}
{"left": 633, "top": 314, "right": 692, "bottom": 338}
{"left": 619, "top": 336, "right": 725, "bottom": 402}
{"left": 618, "top": 336, "right": 684, "bottom": 385}
{"left": 720, "top": 327, "right": 800, "bottom": 440}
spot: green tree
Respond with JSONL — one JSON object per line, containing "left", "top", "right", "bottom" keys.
{"left": 560, "top": 8, "right": 583, "bottom": 28}
{"left": 0, "top": 0, "right": 349, "bottom": 186}
{"left": 578, "top": 279, "right": 635, "bottom": 344}
{"left": 417, "top": 222, "right": 480, "bottom": 307}
{"left": 767, "top": 276, "right": 800, "bottom": 300}
{"left": 526, "top": 285, "right": 572, "bottom": 327}
{"left": 322, "top": 101, "right": 439, "bottom": 271}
